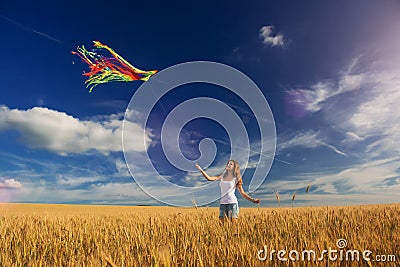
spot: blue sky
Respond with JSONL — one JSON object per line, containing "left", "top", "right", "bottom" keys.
{"left": 1, "top": 0, "right": 399, "bottom": 206}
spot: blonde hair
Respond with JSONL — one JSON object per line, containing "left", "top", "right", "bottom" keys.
{"left": 223, "top": 160, "right": 243, "bottom": 185}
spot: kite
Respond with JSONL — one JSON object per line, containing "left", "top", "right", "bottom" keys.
{"left": 72, "top": 41, "right": 157, "bottom": 92}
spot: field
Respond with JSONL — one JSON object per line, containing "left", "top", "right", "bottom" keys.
{"left": 0, "top": 203, "right": 399, "bottom": 266}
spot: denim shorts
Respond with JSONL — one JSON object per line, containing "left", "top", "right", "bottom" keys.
{"left": 219, "top": 203, "right": 239, "bottom": 219}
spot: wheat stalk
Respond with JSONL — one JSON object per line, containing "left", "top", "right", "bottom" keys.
{"left": 192, "top": 195, "right": 198, "bottom": 209}
{"left": 291, "top": 192, "right": 296, "bottom": 208}
{"left": 274, "top": 190, "right": 280, "bottom": 207}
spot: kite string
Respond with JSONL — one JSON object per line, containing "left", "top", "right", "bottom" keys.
{"left": 146, "top": 78, "right": 292, "bottom": 166}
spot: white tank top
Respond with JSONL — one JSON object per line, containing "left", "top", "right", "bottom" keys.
{"left": 220, "top": 176, "right": 238, "bottom": 204}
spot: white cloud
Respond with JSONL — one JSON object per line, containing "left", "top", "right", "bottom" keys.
{"left": 8, "top": 181, "right": 152, "bottom": 205}
{"left": 259, "top": 25, "right": 284, "bottom": 47}
{"left": 284, "top": 56, "right": 400, "bottom": 159}
{"left": 313, "top": 157, "right": 400, "bottom": 194}
{"left": 338, "top": 73, "right": 365, "bottom": 94}
{"left": 347, "top": 71, "right": 400, "bottom": 156}
{"left": 343, "top": 132, "right": 365, "bottom": 143}
{"left": 285, "top": 56, "right": 368, "bottom": 118}
{"left": 258, "top": 156, "right": 400, "bottom": 205}
{"left": 181, "top": 172, "right": 208, "bottom": 187}
{"left": 115, "top": 158, "right": 131, "bottom": 177}
{"left": 317, "top": 141, "right": 347, "bottom": 157}
{"left": 0, "top": 105, "right": 152, "bottom": 155}
{"left": 278, "top": 130, "right": 347, "bottom": 157}
{"left": 57, "top": 175, "right": 104, "bottom": 187}
{"left": 285, "top": 72, "right": 367, "bottom": 114}
{"left": 0, "top": 178, "right": 22, "bottom": 189}
{"left": 278, "top": 130, "right": 320, "bottom": 151}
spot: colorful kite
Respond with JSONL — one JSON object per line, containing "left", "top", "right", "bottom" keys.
{"left": 72, "top": 41, "right": 157, "bottom": 92}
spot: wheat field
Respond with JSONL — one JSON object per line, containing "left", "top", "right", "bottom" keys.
{"left": 0, "top": 203, "right": 399, "bottom": 266}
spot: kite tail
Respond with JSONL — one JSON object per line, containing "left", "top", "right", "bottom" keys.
{"left": 72, "top": 41, "right": 158, "bottom": 92}
{"left": 92, "top": 41, "right": 158, "bottom": 80}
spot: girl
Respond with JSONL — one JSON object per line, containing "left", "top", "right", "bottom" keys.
{"left": 195, "top": 160, "right": 260, "bottom": 222}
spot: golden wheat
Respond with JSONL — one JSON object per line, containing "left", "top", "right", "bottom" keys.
{"left": 0, "top": 203, "right": 399, "bottom": 266}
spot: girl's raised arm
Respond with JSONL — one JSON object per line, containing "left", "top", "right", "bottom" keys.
{"left": 195, "top": 163, "right": 221, "bottom": 181}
